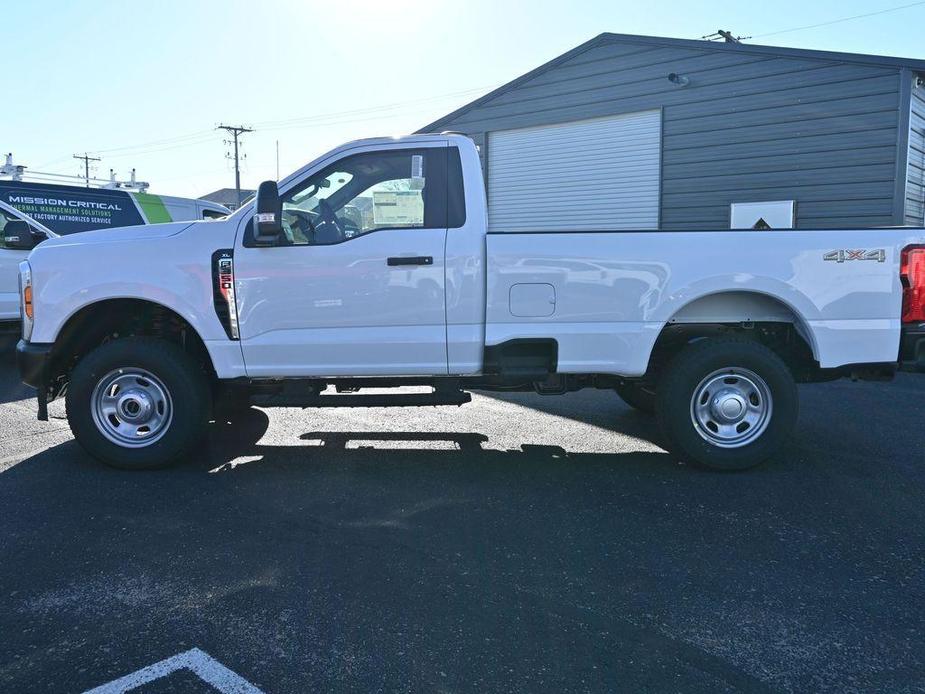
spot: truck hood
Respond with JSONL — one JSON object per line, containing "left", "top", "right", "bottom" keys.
{"left": 38, "top": 221, "right": 195, "bottom": 248}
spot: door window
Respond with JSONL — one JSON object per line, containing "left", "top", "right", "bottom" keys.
{"left": 278, "top": 149, "right": 430, "bottom": 246}
{"left": 0, "top": 208, "right": 25, "bottom": 249}
{"left": 0, "top": 207, "right": 48, "bottom": 250}
{"left": 0, "top": 208, "right": 21, "bottom": 234}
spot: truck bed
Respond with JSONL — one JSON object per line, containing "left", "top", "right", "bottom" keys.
{"left": 485, "top": 229, "right": 920, "bottom": 375}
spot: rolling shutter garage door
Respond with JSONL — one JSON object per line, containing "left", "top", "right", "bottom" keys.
{"left": 487, "top": 110, "right": 661, "bottom": 232}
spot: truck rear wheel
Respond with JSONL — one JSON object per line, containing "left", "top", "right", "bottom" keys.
{"left": 66, "top": 337, "right": 210, "bottom": 470}
{"left": 614, "top": 382, "right": 656, "bottom": 414}
{"left": 655, "top": 337, "right": 798, "bottom": 471}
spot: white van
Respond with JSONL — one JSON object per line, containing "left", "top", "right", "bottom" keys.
{"left": 0, "top": 183, "right": 229, "bottom": 330}
{"left": 0, "top": 181, "right": 229, "bottom": 236}
{"left": 0, "top": 200, "right": 55, "bottom": 328}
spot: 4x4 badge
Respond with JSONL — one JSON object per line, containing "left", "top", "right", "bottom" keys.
{"left": 823, "top": 249, "right": 886, "bottom": 263}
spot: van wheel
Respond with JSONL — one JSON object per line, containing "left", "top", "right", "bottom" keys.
{"left": 614, "top": 382, "right": 656, "bottom": 414}
{"left": 655, "top": 337, "right": 798, "bottom": 471}
{"left": 66, "top": 337, "right": 210, "bottom": 470}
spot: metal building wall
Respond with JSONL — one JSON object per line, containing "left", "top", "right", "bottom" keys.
{"left": 425, "top": 35, "right": 906, "bottom": 230}
{"left": 905, "top": 81, "right": 925, "bottom": 226}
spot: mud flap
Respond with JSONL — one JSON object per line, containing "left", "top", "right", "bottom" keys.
{"left": 37, "top": 387, "right": 48, "bottom": 421}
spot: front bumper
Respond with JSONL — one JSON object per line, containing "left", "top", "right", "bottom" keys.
{"left": 16, "top": 340, "right": 52, "bottom": 420}
{"left": 17, "top": 339, "right": 50, "bottom": 388}
{"left": 900, "top": 325, "right": 925, "bottom": 373}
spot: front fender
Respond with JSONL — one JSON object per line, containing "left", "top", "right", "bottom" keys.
{"left": 28, "top": 233, "right": 230, "bottom": 346}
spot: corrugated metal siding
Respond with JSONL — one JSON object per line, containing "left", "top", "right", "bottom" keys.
{"left": 905, "top": 83, "right": 925, "bottom": 225}
{"left": 487, "top": 111, "right": 660, "bottom": 232}
{"left": 432, "top": 37, "right": 904, "bottom": 230}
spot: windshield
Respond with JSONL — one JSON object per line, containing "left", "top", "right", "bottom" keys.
{"left": 276, "top": 149, "right": 427, "bottom": 245}
{"left": 285, "top": 171, "right": 355, "bottom": 212}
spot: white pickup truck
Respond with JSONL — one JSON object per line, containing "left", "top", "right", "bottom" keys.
{"left": 14, "top": 134, "right": 925, "bottom": 471}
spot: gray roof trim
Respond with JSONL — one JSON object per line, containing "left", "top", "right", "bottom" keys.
{"left": 419, "top": 32, "right": 925, "bottom": 133}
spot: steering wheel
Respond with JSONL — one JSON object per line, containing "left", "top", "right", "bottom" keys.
{"left": 281, "top": 209, "right": 314, "bottom": 244}
{"left": 313, "top": 199, "right": 346, "bottom": 244}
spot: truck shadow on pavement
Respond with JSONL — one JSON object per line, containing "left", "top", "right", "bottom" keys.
{"left": 199, "top": 406, "right": 679, "bottom": 477}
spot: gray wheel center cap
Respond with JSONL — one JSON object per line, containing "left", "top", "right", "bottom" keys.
{"left": 712, "top": 390, "right": 746, "bottom": 422}
{"left": 118, "top": 389, "right": 154, "bottom": 422}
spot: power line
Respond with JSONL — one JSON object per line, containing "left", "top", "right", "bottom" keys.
{"left": 90, "top": 129, "right": 215, "bottom": 155}
{"left": 258, "top": 108, "right": 458, "bottom": 135}
{"left": 86, "top": 88, "right": 494, "bottom": 162}
{"left": 32, "top": 84, "right": 498, "bottom": 175}
{"left": 752, "top": 0, "right": 925, "bottom": 38}
{"left": 101, "top": 135, "right": 219, "bottom": 160}
{"left": 252, "top": 85, "right": 495, "bottom": 130}
{"left": 79, "top": 85, "right": 494, "bottom": 159}
{"left": 43, "top": 94, "right": 465, "bottom": 166}
{"left": 34, "top": 155, "right": 77, "bottom": 169}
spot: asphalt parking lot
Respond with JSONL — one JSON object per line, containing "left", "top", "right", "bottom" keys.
{"left": 0, "top": 338, "right": 923, "bottom": 693}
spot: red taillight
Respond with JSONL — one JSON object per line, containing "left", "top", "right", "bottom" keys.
{"left": 901, "top": 245, "right": 925, "bottom": 324}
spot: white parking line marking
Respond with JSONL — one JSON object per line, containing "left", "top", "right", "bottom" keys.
{"left": 82, "top": 647, "right": 264, "bottom": 693}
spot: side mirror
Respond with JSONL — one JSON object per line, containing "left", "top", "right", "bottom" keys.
{"left": 253, "top": 180, "right": 283, "bottom": 246}
{"left": 2, "top": 221, "right": 39, "bottom": 251}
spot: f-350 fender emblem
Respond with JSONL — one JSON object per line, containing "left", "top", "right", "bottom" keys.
{"left": 823, "top": 249, "right": 886, "bottom": 263}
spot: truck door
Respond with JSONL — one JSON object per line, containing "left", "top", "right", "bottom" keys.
{"left": 234, "top": 142, "right": 450, "bottom": 377}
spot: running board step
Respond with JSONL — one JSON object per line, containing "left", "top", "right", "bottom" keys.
{"left": 252, "top": 390, "right": 472, "bottom": 409}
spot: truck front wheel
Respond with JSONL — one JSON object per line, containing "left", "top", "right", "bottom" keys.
{"left": 655, "top": 337, "right": 798, "bottom": 471}
{"left": 66, "top": 337, "right": 210, "bottom": 470}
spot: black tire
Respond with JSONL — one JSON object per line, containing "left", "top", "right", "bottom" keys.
{"left": 614, "top": 382, "right": 656, "bottom": 414}
{"left": 655, "top": 337, "right": 798, "bottom": 471}
{"left": 66, "top": 337, "right": 210, "bottom": 470}
{"left": 212, "top": 391, "right": 253, "bottom": 418}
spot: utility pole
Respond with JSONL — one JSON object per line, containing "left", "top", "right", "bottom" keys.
{"left": 73, "top": 152, "right": 101, "bottom": 187}
{"left": 217, "top": 124, "right": 254, "bottom": 207}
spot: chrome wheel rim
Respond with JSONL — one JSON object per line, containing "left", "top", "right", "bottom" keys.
{"left": 690, "top": 367, "right": 772, "bottom": 449}
{"left": 90, "top": 368, "right": 173, "bottom": 448}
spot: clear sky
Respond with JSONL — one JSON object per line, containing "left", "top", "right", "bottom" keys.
{"left": 5, "top": 0, "right": 925, "bottom": 198}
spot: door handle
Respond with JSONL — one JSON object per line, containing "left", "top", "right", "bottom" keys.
{"left": 387, "top": 256, "right": 433, "bottom": 266}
